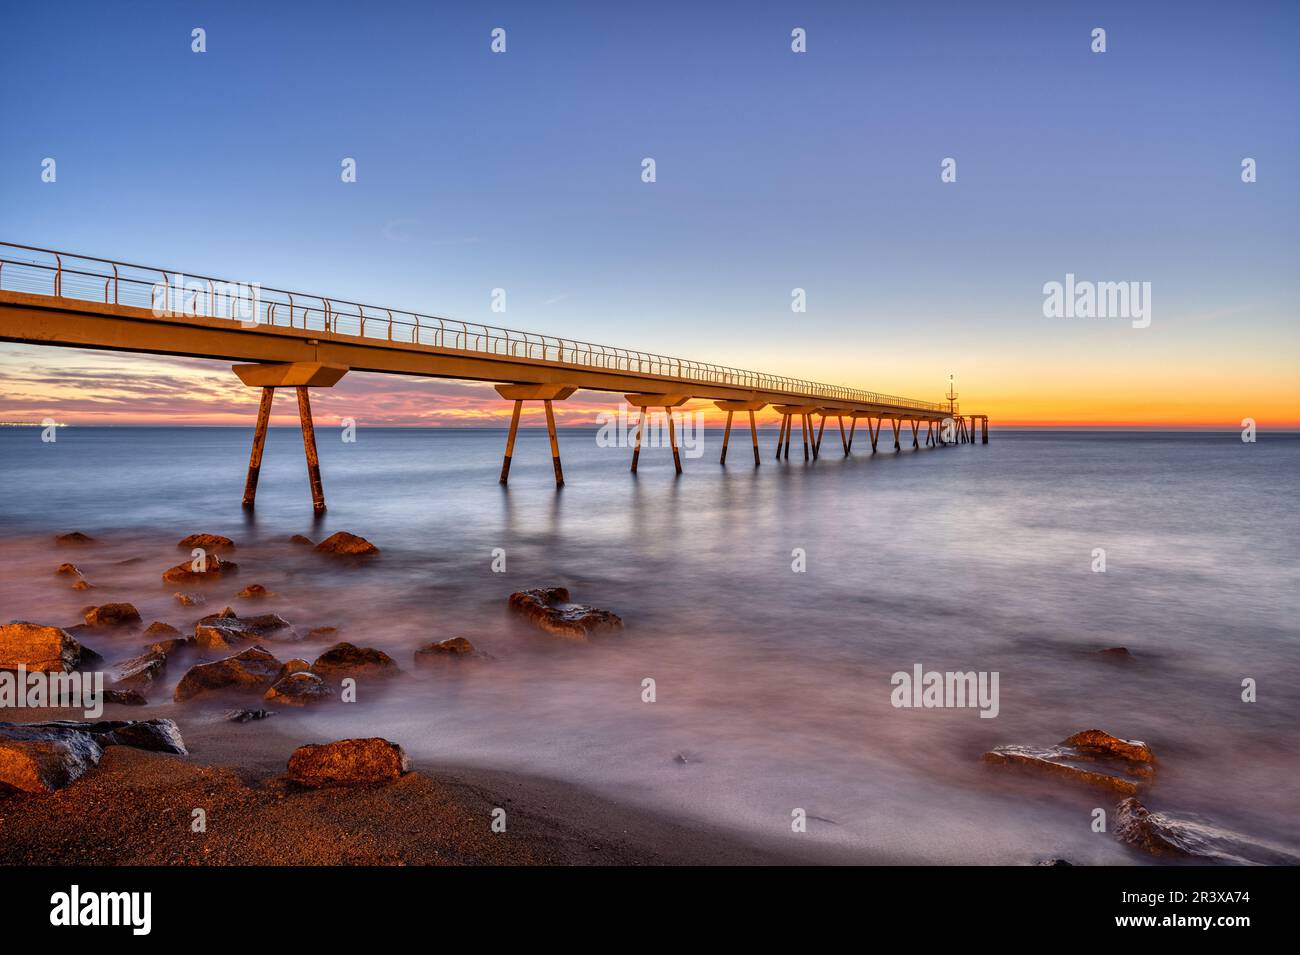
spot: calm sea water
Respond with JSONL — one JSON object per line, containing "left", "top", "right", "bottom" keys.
{"left": 2, "top": 427, "right": 1297, "bottom": 864}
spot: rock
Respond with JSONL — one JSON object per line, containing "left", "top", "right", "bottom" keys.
{"left": 306, "top": 626, "right": 338, "bottom": 640}
{"left": 83, "top": 603, "right": 142, "bottom": 628}
{"left": 1060, "top": 729, "right": 1154, "bottom": 764}
{"left": 103, "top": 689, "right": 148, "bottom": 706}
{"left": 1114, "top": 797, "right": 1300, "bottom": 864}
{"left": 72, "top": 579, "right": 94, "bottom": 591}
{"left": 224, "top": 708, "right": 275, "bottom": 723}
{"left": 314, "top": 532, "right": 379, "bottom": 556}
{"left": 1034, "top": 858, "right": 1074, "bottom": 866}
{"left": 55, "top": 532, "right": 95, "bottom": 546}
{"left": 0, "top": 724, "right": 104, "bottom": 792}
{"left": 983, "top": 729, "right": 1155, "bottom": 794}
{"left": 507, "top": 587, "right": 624, "bottom": 639}
{"left": 414, "top": 637, "right": 476, "bottom": 664}
{"left": 55, "top": 563, "right": 81, "bottom": 577}
{"left": 281, "top": 658, "right": 311, "bottom": 676}
{"left": 311, "top": 642, "right": 399, "bottom": 680}
{"left": 1096, "top": 647, "right": 1131, "bottom": 658}
{"left": 174, "top": 592, "right": 205, "bottom": 606}
{"left": 236, "top": 584, "right": 274, "bottom": 599}
{"left": 108, "top": 649, "right": 167, "bottom": 691}
{"left": 0, "top": 719, "right": 187, "bottom": 793}
{"left": 0, "top": 622, "right": 88, "bottom": 673}
{"left": 289, "top": 534, "right": 314, "bottom": 546}
{"left": 177, "top": 533, "right": 235, "bottom": 551}
{"left": 194, "top": 610, "right": 297, "bottom": 651}
{"left": 143, "top": 621, "right": 181, "bottom": 641}
{"left": 162, "top": 553, "right": 238, "bottom": 584}
{"left": 147, "top": 636, "right": 194, "bottom": 655}
{"left": 264, "top": 671, "right": 334, "bottom": 707}
{"left": 173, "top": 645, "right": 285, "bottom": 702}
{"left": 286, "top": 738, "right": 408, "bottom": 787}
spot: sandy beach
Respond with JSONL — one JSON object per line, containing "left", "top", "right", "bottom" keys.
{"left": 0, "top": 707, "right": 852, "bottom": 866}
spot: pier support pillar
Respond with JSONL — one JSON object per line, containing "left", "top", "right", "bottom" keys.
{"left": 847, "top": 416, "right": 857, "bottom": 453}
{"left": 774, "top": 405, "right": 820, "bottom": 463}
{"left": 499, "top": 399, "right": 523, "bottom": 483}
{"left": 910, "top": 419, "right": 920, "bottom": 449}
{"left": 714, "top": 400, "right": 766, "bottom": 467}
{"left": 982, "top": 417, "right": 989, "bottom": 444}
{"left": 869, "top": 416, "right": 881, "bottom": 453}
{"left": 814, "top": 415, "right": 826, "bottom": 458}
{"left": 891, "top": 417, "right": 901, "bottom": 452}
{"left": 242, "top": 386, "right": 275, "bottom": 507}
{"left": 296, "top": 387, "right": 326, "bottom": 513}
{"left": 494, "top": 383, "right": 578, "bottom": 488}
{"left": 233, "top": 362, "right": 349, "bottom": 512}
{"left": 626, "top": 393, "right": 691, "bottom": 475}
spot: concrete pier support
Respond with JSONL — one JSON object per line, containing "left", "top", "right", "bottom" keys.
{"left": 774, "top": 405, "right": 819, "bottom": 463}
{"left": 982, "top": 417, "right": 989, "bottom": 444}
{"left": 234, "top": 362, "right": 349, "bottom": 512}
{"left": 626, "top": 393, "right": 690, "bottom": 474}
{"left": 242, "top": 386, "right": 275, "bottom": 507}
{"left": 910, "top": 419, "right": 920, "bottom": 449}
{"left": 891, "top": 417, "right": 901, "bottom": 451}
{"left": 494, "top": 383, "right": 578, "bottom": 488}
{"left": 296, "top": 387, "right": 326, "bottom": 513}
{"left": 715, "top": 399, "right": 766, "bottom": 466}
{"left": 869, "top": 416, "right": 881, "bottom": 453}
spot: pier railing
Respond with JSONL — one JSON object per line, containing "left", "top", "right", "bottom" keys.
{"left": 0, "top": 242, "right": 946, "bottom": 413}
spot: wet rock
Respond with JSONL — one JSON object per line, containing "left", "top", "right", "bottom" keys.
{"left": 109, "top": 649, "right": 167, "bottom": 691}
{"left": 0, "top": 724, "right": 104, "bottom": 792}
{"left": 72, "top": 579, "right": 94, "bottom": 591}
{"left": 224, "top": 708, "right": 275, "bottom": 723}
{"left": 173, "top": 645, "right": 285, "bottom": 702}
{"left": 311, "top": 642, "right": 399, "bottom": 680}
{"left": 983, "top": 729, "right": 1155, "bottom": 794}
{"left": 55, "top": 563, "right": 81, "bottom": 577}
{"left": 507, "top": 587, "right": 624, "bottom": 639}
{"left": 289, "top": 534, "right": 314, "bottom": 546}
{"left": 1114, "top": 797, "right": 1300, "bottom": 864}
{"left": 1034, "top": 858, "right": 1074, "bottom": 866}
{"left": 103, "top": 689, "right": 148, "bottom": 706}
{"left": 55, "top": 532, "right": 95, "bottom": 546}
{"left": 314, "top": 531, "right": 380, "bottom": 556}
{"left": 147, "top": 635, "right": 194, "bottom": 655}
{"left": 178, "top": 533, "right": 235, "bottom": 551}
{"left": 194, "top": 610, "right": 297, "bottom": 651}
{"left": 286, "top": 738, "right": 409, "bottom": 787}
{"left": 162, "top": 553, "right": 238, "bottom": 584}
{"left": 235, "top": 584, "right": 275, "bottom": 599}
{"left": 0, "top": 622, "right": 89, "bottom": 673}
{"left": 0, "top": 719, "right": 187, "bottom": 793}
{"left": 83, "top": 603, "right": 142, "bottom": 628}
{"left": 143, "top": 621, "right": 180, "bottom": 640}
{"left": 414, "top": 637, "right": 476, "bottom": 664}
{"left": 264, "top": 671, "right": 334, "bottom": 707}
{"left": 1096, "top": 647, "right": 1131, "bottom": 658}
{"left": 174, "top": 592, "right": 205, "bottom": 607}
{"left": 280, "top": 658, "right": 311, "bottom": 676}
{"left": 307, "top": 626, "right": 338, "bottom": 640}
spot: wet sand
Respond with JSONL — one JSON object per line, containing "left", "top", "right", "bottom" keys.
{"left": 0, "top": 709, "right": 868, "bottom": 866}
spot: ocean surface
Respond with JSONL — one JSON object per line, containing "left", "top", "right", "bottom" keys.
{"left": 2, "top": 426, "right": 1297, "bottom": 864}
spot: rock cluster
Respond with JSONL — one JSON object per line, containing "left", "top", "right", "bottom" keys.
{"left": 0, "top": 719, "right": 186, "bottom": 793}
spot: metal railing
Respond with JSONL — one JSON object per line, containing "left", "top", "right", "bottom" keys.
{"left": 0, "top": 242, "right": 946, "bottom": 413}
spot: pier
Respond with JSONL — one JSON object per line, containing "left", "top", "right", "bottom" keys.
{"left": 0, "top": 243, "right": 988, "bottom": 511}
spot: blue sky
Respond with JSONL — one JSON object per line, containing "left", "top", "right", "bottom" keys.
{"left": 1, "top": 0, "right": 1297, "bottom": 424}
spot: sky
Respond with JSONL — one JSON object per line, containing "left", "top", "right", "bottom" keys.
{"left": 0, "top": 0, "right": 1297, "bottom": 427}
